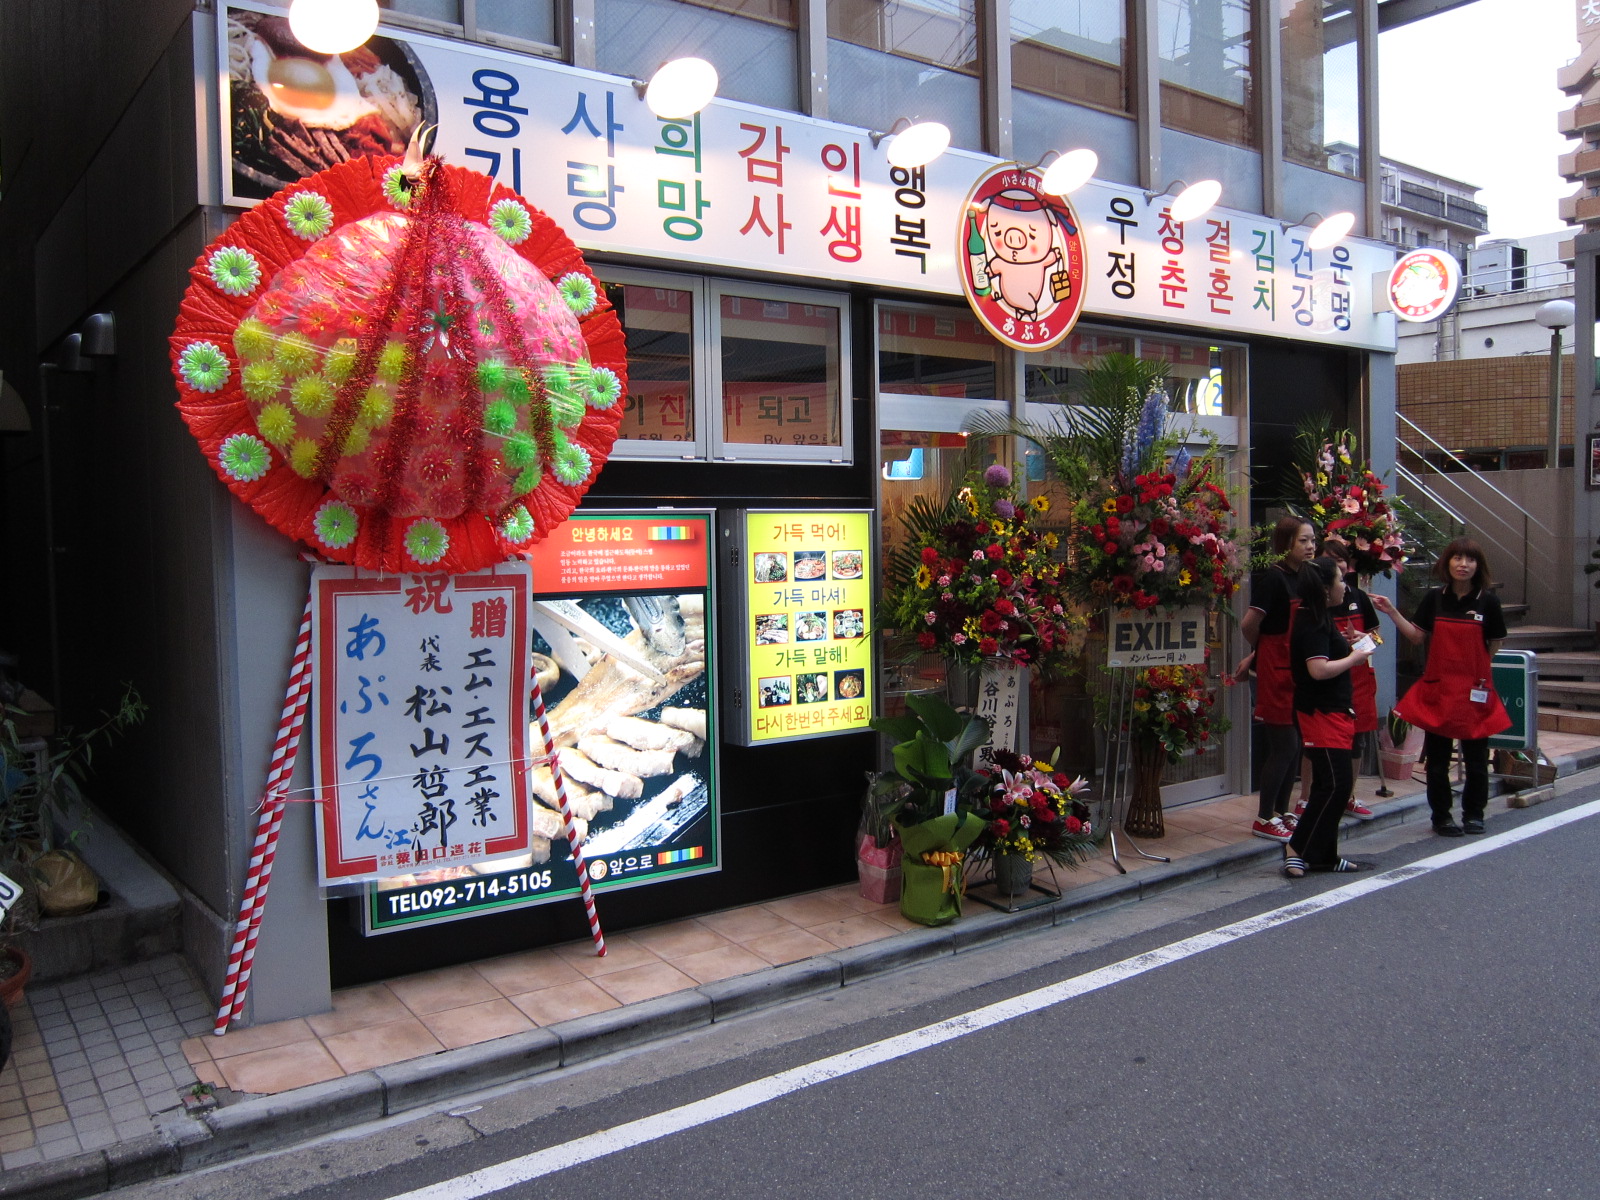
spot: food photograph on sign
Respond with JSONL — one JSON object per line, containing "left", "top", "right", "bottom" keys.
{"left": 739, "top": 511, "right": 875, "bottom": 744}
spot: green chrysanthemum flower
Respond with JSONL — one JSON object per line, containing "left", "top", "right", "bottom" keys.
{"left": 477, "top": 359, "right": 509, "bottom": 394}
{"left": 208, "top": 246, "right": 261, "bottom": 297}
{"left": 382, "top": 165, "right": 417, "bottom": 209}
{"left": 543, "top": 364, "right": 585, "bottom": 430}
{"left": 290, "top": 374, "right": 335, "bottom": 418}
{"left": 503, "top": 431, "right": 539, "bottom": 469}
{"left": 587, "top": 365, "right": 621, "bottom": 409}
{"left": 500, "top": 505, "right": 535, "bottom": 544}
{"left": 289, "top": 438, "right": 321, "bottom": 478}
{"left": 273, "top": 332, "right": 318, "bottom": 377}
{"left": 313, "top": 499, "right": 359, "bottom": 549}
{"left": 241, "top": 360, "right": 285, "bottom": 403}
{"left": 405, "top": 518, "right": 449, "bottom": 565}
{"left": 488, "top": 199, "right": 533, "bottom": 245}
{"left": 218, "top": 433, "right": 272, "bottom": 483}
{"left": 256, "top": 402, "right": 296, "bottom": 447}
{"left": 325, "top": 337, "right": 358, "bottom": 385}
{"left": 557, "top": 273, "right": 598, "bottom": 317}
{"left": 514, "top": 463, "right": 542, "bottom": 494}
{"left": 234, "top": 318, "right": 274, "bottom": 362}
{"left": 179, "top": 342, "right": 230, "bottom": 393}
{"left": 551, "top": 431, "right": 591, "bottom": 485}
{"left": 359, "top": 386, "right": 394, "bottom": 427}
{"left": 284, "top": 191, "right": 335, "bottom": 240}
{"left": 375, "top": 341, "right": 409, "bottom": 384}
{"left": 505, "top": 373, "right": 531, "bottom": 404}
{"left": 339, "top": 422, "right": 371, "bottom": 456}
{"left": 477, "top": 316, "right": 496, "bottom": 338}
{"left": 483, "top": 399, "right": 518, "bottom": 436}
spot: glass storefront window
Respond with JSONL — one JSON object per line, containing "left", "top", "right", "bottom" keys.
{"left": 378, "top": 0, "right": 558, "bottom": 48}
{"left": 717, "top": 292, "right": 846, "bottom": 453}
{"left": 1022, "top": 328, "right": 1233, "bottom": 418}
{"left": 599, "top": 0, "right": 800, "bottom": 112}
{"left": 1011, "top": 0, "right": 1129, "bottom": 114}
{"left": 602, "top": 277, "right": 699, "bottom": 448}
{"left": 877, "top": 304, "right": 998, "bottom": 398}
{"left": 1280, "top": 0, "right": 1360, "bottom": 176}
{"left": 826, "top": 0, "right": 984, "bottom": 151}
{"left": 1158, "top": 0, "right": 1255, "bottom": 147}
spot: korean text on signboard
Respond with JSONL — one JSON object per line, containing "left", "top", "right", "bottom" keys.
{"left": 366, "top": 511, "right": 719, "bottom": 933}
{"left": 313, "top": 566, "right": 533, "bottom": 885}
{"left": 735, "top": 510, "right": 873, "bottom": 744}
{"left": 1106, "top": 606, "right": 1209, "bottom": 668}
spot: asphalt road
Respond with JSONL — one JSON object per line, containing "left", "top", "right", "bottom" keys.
{"left": 111, "top": 785, "right": 1600, "bottom": 1200}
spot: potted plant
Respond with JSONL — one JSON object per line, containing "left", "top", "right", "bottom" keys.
{"left": 1377, "top": 711, "right": 1424, "bottom": 780}
{"left": 969, "top": 748, "right": 1095, "bottom": 897}
{"left": 868, "top": 693, "right": 992, "bottom": 925}
{"left": 855, "top": 772, "right": 908, "bottom": 905}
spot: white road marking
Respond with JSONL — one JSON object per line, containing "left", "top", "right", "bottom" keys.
{"left": 389, "top": 797, "right": 1600, "bottom": 1199}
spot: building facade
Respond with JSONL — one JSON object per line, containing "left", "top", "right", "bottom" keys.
{"left": 0, "top": 0, "right": 1404, "bottom": 1024}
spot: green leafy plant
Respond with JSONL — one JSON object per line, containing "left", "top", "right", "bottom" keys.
{"left": 868, "top": 693, "right": 992, "bottom": 825}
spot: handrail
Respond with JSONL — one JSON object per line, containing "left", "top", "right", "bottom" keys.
{"left": 1396, "top": 414, "right": 1556, "bottom": 537}
{"left": 1396, "top": 460, "right": 1532, "bottom": 603}
{"left": 1394, "top": 463, "right": 1467, "bottom": 529}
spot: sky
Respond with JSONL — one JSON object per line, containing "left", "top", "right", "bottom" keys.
{"left": 1378, "top": 0, "right": 1579, "bottom": 240}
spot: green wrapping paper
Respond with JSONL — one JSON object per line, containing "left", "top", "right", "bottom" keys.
{"left": 895, "top": 812, "right": 987, "bottom": 926}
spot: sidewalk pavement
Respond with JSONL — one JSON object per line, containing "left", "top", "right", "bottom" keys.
{"left": 3, "top": 737, "right": 1592, "bottom": 1200}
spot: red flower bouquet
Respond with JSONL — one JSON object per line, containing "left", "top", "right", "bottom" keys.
{"left": 972, "top": 748, "right": 1096, "bottom": 865}
{"left": 1298, "top": 428, "right": 1407, "bottom": 578}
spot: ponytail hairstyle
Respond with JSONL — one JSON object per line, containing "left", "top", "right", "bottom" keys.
{"left": 1271, "top": 515, "right": 1314, "bottom": 557}
{"left": 1293, "top": 557, "right": 1341, "bottom": 633}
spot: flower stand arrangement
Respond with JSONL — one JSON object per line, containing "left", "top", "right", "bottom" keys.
{"left": 1114, "top": 662, "right": 1230, "bottom": 838}
{"left": 969, "top": 748, "right": 1094, "bottom": 909}
{"left": 1294, "top": 423, "right": 1409, "bottom": 579}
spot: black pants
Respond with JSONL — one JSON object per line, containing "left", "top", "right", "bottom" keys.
{"left": 1291, "top": 745, "right": 1354, "bottom": 867}
{"left": 1257, "top": 721, "right": 1302, "bottom": 821}
{"left": 1423, "top": 732, "right": 1490, "bottom": 824}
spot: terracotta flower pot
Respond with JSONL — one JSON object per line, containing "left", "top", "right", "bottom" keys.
{"left": 0, "top": 944, "right": 32, "bottom": 1010}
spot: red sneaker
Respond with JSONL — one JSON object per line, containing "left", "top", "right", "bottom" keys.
{"left": 1279, "top": 811, "right": 1299, "bottom": 833}
{"left": 1293, "top": 800, "right": 1307, "bottom": 819}
{"left": 1251, "top": 817, "right": 1293, "bottom": 842}
{"left": 1345, "top": 799, "right": 1376, "bottom": 820}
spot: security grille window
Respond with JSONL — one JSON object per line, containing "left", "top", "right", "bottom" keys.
{"left": 1157, "top": 0, "right": 1256, "bottom": 146}
{"left": 599, "top": 267, "right": 852, "bottom": 463}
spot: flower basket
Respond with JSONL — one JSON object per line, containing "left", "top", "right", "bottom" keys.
{"left": 895, "top": 813, "right": 986, "bottom": 927}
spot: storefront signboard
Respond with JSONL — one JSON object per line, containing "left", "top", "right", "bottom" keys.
{"left": 363, "top": 509, "right": 720, "bottom": 933}
{"left": 312, "top": 565, "right": 534, "bottom": 885}
{"left": 1106, "top": 606, "right": 1209, "bottom": 668}
{"left": 215, "top": 2, "right": 1397, "bottom": 353}
{"left": 957, "top": 164, "right": 1087, "bottom": 351}
{"left": 725, "top": 509, "right": 873, "bottom": 745}
{"left": 1386, "top": 249, "right": 1462, "bottom": 323}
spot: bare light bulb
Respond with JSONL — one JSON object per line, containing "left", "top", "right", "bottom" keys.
{"left": 1307, "top": 211, "right": 1355, "bottom": 250}
{"left": 1168, "top": 179, "right": 1222, "bottom": 224}
{"left": 1039, "top": 148, "right": 1098, "bottom": 195}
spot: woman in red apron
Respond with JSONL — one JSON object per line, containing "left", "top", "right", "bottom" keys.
{"left": 1282, "top": 557, "right": 1377, "bottom": 876}
{"left": 1237, "top": 516, "right": 1317, "bottom": 841}
{"left": 1323, "top": 539, "right": 1380, "bottom": 820}
{"left": 1378, "top": 538, "right": 1509, "bottom": 836}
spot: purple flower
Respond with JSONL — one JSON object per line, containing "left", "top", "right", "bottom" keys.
{"left": 994, "top": 499, "right": 1016, "bottom": 519}
{"left": 984, "top": 464, "right": 1012, "bottom": 487}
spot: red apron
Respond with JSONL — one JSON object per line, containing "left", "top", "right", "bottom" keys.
{"left": 1254, "top": 598, "right": 1298, "bottom": 725}
{"left": 1394, "top": 615, "right": 1510, "bottom": 741}
{"left": 1333, "top": 610, "right": 1378, "bottom": 733}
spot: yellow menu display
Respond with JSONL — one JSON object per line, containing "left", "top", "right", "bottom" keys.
{"left": 742, "top": 510, "right": 874, "bottom": 744}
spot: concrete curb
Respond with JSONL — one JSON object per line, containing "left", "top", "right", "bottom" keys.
{"left": 0, "top": 763, "right": 1576, "bottom": 1200}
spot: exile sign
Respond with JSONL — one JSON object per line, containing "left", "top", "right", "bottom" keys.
{"left": 1107, "top": 607, "right": 1208, "bottom": 667}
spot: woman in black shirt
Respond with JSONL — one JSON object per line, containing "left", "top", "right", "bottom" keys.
{"left": 1283, "top": 558, "right": 1377, "bottom": 877}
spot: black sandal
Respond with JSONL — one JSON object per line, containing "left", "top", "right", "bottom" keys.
{"left": 1281, "top": 847, "right": 1306, "bottom": 878}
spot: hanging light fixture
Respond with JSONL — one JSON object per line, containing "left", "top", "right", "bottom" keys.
{"left": 1035, "top": 147, "right": 1099, "bottom": 196}
{"left": 1305, "top": 211, "right": 1356, "bottom": 249}
{"left": 1144, "top": 179, "right": 1223, "bottom": 224}
{"left": 868, "top": 119, "right": 952, "bottom": 169}
{"left": 639, "top": 58, "right": 720, "bottom": 118}
{"left": 288, "top": 0, "right": 378, "bottom": 55}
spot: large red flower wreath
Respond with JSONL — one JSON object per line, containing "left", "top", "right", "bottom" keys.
{"left": 170, "top": 154, "right": 627, "bottom": 573}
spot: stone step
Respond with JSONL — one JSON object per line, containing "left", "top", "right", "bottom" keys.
{"left": 1533, "top": 678, "right": 1600, "bottom": 709}
{"left": 1502, "top": 625, "right": 1596, "bottom": 653}
{"left": 1526, "top": 651, "right": 1600, "bottom": 679}
{"left": 1539, "top": 705, "right": 1600, "bottom": 736}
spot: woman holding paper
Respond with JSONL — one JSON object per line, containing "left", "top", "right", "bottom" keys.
{"left": 1282, "top": 557, "right": 1377, "bottom": 877}
{"left": 1377, "top": 538, "right": 1508, "bottom": 837}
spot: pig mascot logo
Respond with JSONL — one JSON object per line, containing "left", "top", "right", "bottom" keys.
{"left": 958, "top": 165, "right": 1086, "bottom": 351}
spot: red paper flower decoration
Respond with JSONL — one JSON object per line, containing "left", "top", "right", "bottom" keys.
{"left": 170, "top": 155, "right": 627, "bottom": 572}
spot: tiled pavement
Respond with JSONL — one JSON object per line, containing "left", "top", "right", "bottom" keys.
{"left": 9, "top": 737, "right": 1587, "bottom": 1174}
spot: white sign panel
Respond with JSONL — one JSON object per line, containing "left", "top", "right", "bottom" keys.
{"left": 311, "top": 564, "right": 533, "bottom": 884}
{"left": 1107, "top": 606, "right": 1209, "bottom": 668}
{"left": 975, "top": 661, "right": 1026, "bottom": 764}
{"left": 218, "top": 3, "right": 1397, "bottom": 352}
{"left": 0, "top": 869, "right": 21, "bottom": 922}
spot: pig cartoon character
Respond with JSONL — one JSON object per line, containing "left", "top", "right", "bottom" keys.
{"left": 982, "top": 189, "right": 1076, "bottom": 322}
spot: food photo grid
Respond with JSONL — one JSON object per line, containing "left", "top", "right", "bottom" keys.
{"left": 753, "top": 548, "right": 865, "bottom": 710}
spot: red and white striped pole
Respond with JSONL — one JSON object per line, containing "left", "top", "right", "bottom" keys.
{"left": 529, "top": 676, "right": 605, "bottom": 956}
{"left": 214, "top": 594, "right": 316, "bottom": 1034}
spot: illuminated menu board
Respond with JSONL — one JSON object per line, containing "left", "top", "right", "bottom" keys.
{"left": 726, "top": 509, "right": 874, "bottom": 745}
